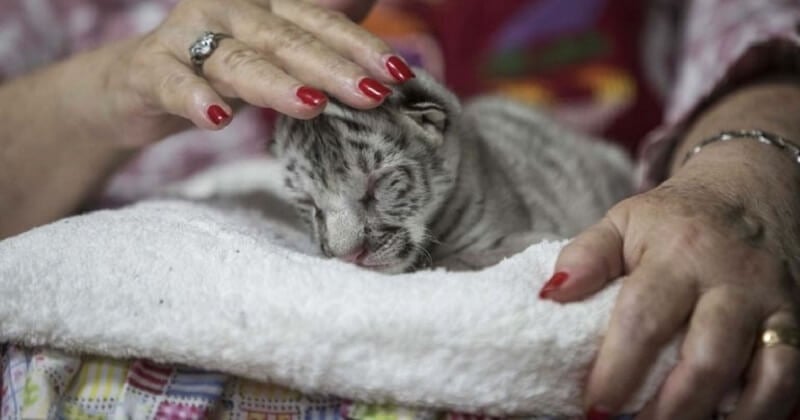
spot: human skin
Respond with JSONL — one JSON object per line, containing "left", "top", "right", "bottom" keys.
{"left": 543, "top": 79, "right": 800, "bottom": 419}
{"left": 0, "top": 0, "right": 409, "bottom": 238}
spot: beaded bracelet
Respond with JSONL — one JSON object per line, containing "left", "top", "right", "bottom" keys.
{"left": 682, "top": 129, "right": 800, "bottom": 166}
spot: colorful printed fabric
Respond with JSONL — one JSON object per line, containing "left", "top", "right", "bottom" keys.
{"left": 3, "top": 346, "right": 601, "bottom": 420}
{"left": 1, "top": 346, "right": 347, "bottom": 420}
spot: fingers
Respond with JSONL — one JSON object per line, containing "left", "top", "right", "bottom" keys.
{"left": 584, "top": 261, "right": 696, "bottom": 416}
{"left": 636, "top": 287, "right": 759, "bottom": 419}
{"left": 540, "top": 216, "right": 625, "bottom": 301}
{"left": 201, "top": 37, "right": 327, "bottom": 119}
{"left": 227, "top": 3, "right": 393, "bottom": 108}
{"left": 271, "top": 0, "right": 410, "bottom": 84}
{"left": 729, "top": 312, "right": 800, "bottom": 420}
{"left": 149, "top": 0, "right": 404, "bottom": 121}
{"left": 142, "top": 53, "right": 233, "bottom": 129}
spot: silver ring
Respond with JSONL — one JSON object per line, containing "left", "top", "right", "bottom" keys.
{"left": 189, "top": 31, "right": 230, "bottom": 73}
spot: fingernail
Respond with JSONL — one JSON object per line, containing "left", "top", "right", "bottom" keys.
{"left": 385, "top": 55, "right": 415, "bottom": 82}
{"left": 207, "top": 105, "right": 229, "bottom": 126}
{"left": 296, "top": 86, "right": 328, "bottom": 107}
{"left": 586, "top": 406, "right": 611, "bottom": 420}
{"left": 358, "top": 78, "right": 392, "bottom": 101}
{"left": 539, "top": 271, "right": 569, "bottom": 299}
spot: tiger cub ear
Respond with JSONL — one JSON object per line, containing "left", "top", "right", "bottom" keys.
{"left": 394, "top": 68, "right": 461, "bottom": 148}
{"left": 402, "top": 102, "right": 448, "bottom": 147}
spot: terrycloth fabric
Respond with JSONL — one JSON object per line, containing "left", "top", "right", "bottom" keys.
{"left": 0, "top": 158, "right": 680, "bottom": 418}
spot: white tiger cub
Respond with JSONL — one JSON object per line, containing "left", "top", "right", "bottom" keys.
{"left": 272, "top": 70, "right": 633, "bottom": 273}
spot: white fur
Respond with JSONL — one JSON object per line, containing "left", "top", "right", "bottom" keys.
{"left": 0, "top": 158, "right": 683, "bottom": 417}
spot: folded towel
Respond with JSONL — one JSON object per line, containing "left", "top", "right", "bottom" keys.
{"left": 0, "top": 158, "right": 680, "bottom": 417}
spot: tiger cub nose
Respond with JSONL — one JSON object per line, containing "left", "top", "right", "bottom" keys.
{"left": 338, "top": 245, "right": 368, "bottom": 264}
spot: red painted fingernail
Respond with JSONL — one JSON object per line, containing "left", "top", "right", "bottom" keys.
{"left": 207, "top": 105, "right": 229, "bottom": 126}
{"left": 358, "top": 78, "right": 392, "bottom": 101}
{"left": 586, "top": 406, "right": 611, "bottom": 420}
{"left": 539, "top": 271, "right": 569, "bottom": 299}
{"left": 385, "top": 56, "right": 415, "bottom": 82}
{"left": 296, "top": 86, "right": 328, "bottom": 107}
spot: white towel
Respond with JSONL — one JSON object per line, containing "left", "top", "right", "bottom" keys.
{"left": 0, "top": 158, "right": 680, "bottom": 417}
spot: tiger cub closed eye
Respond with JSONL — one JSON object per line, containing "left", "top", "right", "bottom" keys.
{"left": 272, "top": 69, "right": 633, "bottom": 273}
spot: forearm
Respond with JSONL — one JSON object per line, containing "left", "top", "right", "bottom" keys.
{"left": 0, "top": 39, "right": 145, "bottom": 238}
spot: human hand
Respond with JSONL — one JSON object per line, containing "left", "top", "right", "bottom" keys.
{"left": 540, "top": 82, "right": 800, "bottom": 419}
{"left": 105, "top": 0, "right": 407, "bottom": 147}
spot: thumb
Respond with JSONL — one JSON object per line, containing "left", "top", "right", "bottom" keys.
{"left": 315, "top": 0, "right": 378, "bottom": 22}
{"left": 539, "top": 216, "right": 625, "bottom": 302}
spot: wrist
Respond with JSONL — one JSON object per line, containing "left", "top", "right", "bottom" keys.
{"left": 668, "top": 78, "right": 800, "bottom": 218}
{"left": 52, "top": 39, "right": 140, "bottom": 153}
{"left": 669, "top": 79, "right": 800, "bottom": 175}
{"left": 674, "top": 136, "right": 800, "bottom": 194}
